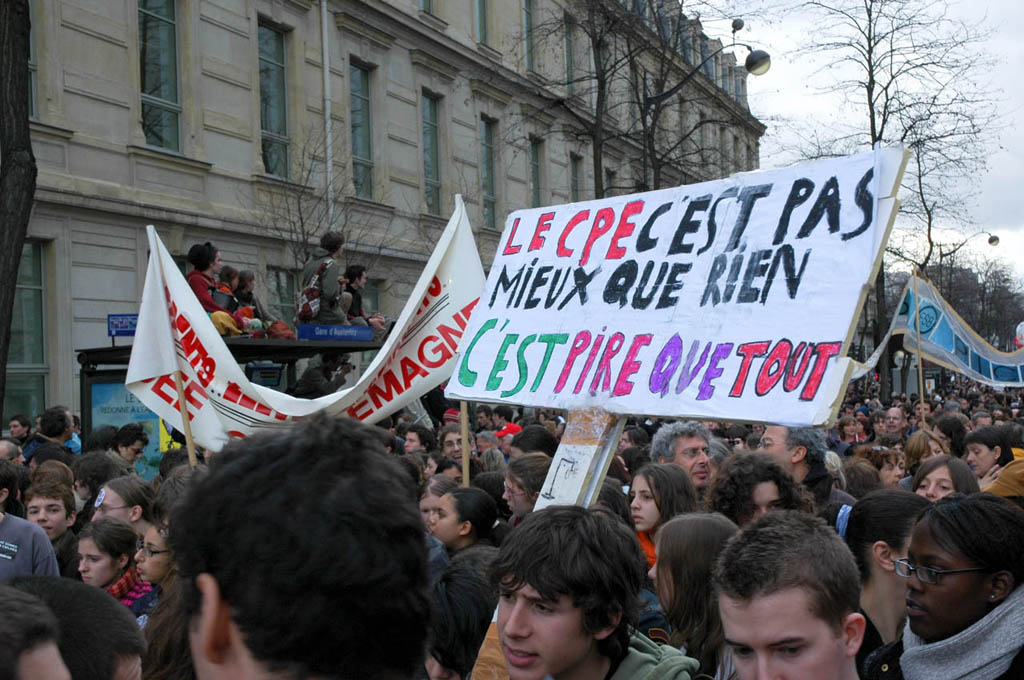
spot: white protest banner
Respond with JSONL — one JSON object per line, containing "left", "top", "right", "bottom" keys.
{"left": 852, "top": 275, "right": 1024, "bottom": 387}
{"left": 126, "top": 195, "right": 485, "bottom": 450}
{"left": 446, "top": 148, "right": 907, "bottom": 426}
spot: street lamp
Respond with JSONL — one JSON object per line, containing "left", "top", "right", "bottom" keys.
{"left": 640, "top": 19, "right": 770, "bottom": 190}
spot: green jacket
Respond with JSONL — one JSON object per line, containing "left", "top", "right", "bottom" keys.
{"left": 611, "top": 631, "right": 698, "bottom": 680}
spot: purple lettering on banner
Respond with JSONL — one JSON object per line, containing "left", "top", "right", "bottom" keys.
{"left": 649, "top": 334, "right": 683, "bottom": 396}
{"left": 697, "top": 342, "right": 734, "bottom": 400}
{"left": 675, "top": 341, "right": 711, "bottom": 394}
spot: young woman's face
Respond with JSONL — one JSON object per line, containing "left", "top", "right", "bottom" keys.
{"left": 904, "top": 521, "right": 995, "bottom": 643}
{"left": 78, "top": 537, "right": 125, "bottom": 589}
{"left": 211, "top": 251, "right": 223, "bottom": 275}
{"left": 915, "top": 466, "right": 955, "bottom": 502}
{"left": 629, "top": 474, "right": 661, "bottom": 534}
{"left": 135, "top": 525, "right": 172, "bottom": 586}
{"left": 419, "top": 493, "right": 443, "bottom": 530}
{"left": 428, "top": 493, "right": 468, "bottom": 550}
{"left": 424, "top": 456, "right": 437, "bottom": 478}
{"left": 503, "top": 474, "right": 535, "bottom": 519}
{"left": 966, "top": 443, "right": 999, "bottom": 479}
{"left": 924, "top": 438, "right": 945, "bottom": 461}
{"left": 745, "top": 481, "right": 783, "bottom": 526}
{"left": 842, "top": 423, "right": 858, "bottom": 439}
{"left": 880, "top": 457, "right": 906, "bottom": 489}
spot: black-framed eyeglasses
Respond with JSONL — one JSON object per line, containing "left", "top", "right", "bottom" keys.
{"left": 136, "top": 539, "right": 170, "bottom": 558}
{"left": 893, "top": 558, "right": 988, "bottom": 585}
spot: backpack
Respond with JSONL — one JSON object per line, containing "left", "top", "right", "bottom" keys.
{"left": 296, "top": 259, "right": 333, "bottom": 323}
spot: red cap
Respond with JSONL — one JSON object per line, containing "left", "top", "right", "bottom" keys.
{"left": 495, "top": 423, "right": 523, "bottom": 438}
{"left": 442, "top": 408, "right": 460, "bottom": 424}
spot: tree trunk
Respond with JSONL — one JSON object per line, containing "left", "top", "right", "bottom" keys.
{"left": 0, "top": 0, "right": 38, "bottom": 412}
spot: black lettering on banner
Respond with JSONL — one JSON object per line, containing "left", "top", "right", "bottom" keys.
{"left": 773, "top": 178, "right": 815, "bottom": 245}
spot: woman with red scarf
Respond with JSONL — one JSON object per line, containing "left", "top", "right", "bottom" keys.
{"left": 78, "top": 517, "right": 157, "bottom": 621}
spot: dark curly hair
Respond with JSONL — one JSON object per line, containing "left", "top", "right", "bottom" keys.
{"left": 171, "top": 413, "right": 430, "bottom": 679}
{"left": 707, "top": 452, "right": 814, "bottom": 526}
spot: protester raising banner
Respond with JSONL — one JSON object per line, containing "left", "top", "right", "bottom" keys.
{"left": 447, "top": 148, "right": 907, "bottom": 426}
{"left": 126, "top": 196, "right": 485, "bottom": 451}
{"left": 853, "top": 275, "right": 1024, "bottom": 387}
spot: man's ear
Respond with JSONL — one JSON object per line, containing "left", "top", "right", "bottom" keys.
{"left": 129, "top": 505, "right": 143, "bottom": 523}
{"left": 790, "top": 445, "right": 808, "bottom": 467}
{"left": 871, "top": 541, "right": 897, "bottom": 573}
{"left": 840, "top": 611, "right": 867, "bottom": 658}
{"left": 593, "top": 610, "right": 623, "bottom": 641}
{"left": 0, "top": 487, "right": 9, "bottom": 509}
{"left": 65, "top": 510, "right": 77, "bottom": 529}
{"left": 194, "top": 573, "right": 233, "bottom": 665}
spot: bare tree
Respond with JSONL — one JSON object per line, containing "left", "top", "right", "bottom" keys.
{"left": 798, "top": 0, "right": 998, "bottom": 397}
{"left": 0, "top": 0, "right": 37, "bottom": 413}
{"left": 247, "top": 124, "right": 410, "bottom": 321}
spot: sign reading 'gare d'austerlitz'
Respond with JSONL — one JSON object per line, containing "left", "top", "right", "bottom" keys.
{"left": 447, "top": 148, "right": 907, "bottom": 426}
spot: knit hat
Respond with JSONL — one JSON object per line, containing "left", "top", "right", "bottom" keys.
{"left": 442, "top": 408, "right": 460, "bottom": 425}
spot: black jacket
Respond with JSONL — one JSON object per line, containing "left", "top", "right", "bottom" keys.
{"left": 862, "top": 639, "right": 1024, "bottom": 680}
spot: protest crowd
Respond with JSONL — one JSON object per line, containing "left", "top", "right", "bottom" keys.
{"left": 3, "top": 376, "right": 1024, "bottom": 680}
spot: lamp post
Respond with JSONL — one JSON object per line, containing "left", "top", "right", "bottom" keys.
{"left": 639, "top": 18, "right": 770, "bottom": 191}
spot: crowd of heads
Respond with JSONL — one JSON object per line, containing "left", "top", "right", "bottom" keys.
{"left": 3, "top": 378, "right": 1024, "bottom": 680}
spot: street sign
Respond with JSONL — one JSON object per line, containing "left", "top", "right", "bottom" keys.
{"left": 108, "top": 314, "right": 139, "bottom": 337}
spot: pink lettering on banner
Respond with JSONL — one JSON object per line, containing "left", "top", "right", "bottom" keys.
{"left": 350, "top": 297, "right": 480, "bottom": 421}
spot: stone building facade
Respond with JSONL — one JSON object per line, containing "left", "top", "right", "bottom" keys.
{"left": 6, "top": 0, "right": 764, "bottom": 418}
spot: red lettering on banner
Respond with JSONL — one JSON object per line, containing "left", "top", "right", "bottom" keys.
{"left": 437, "top": 323, "right": 463, "bottom": 352}
{"left": 222, "top": 381, "right": 289, "bottom": 421}
{"left": 368, "top": 371, "right": 404, "bottom": 409}
{"left": 147, "top": 373, "right": 207, "bottom": 421}
{"left": 347, "top": 400, "right": 373, "bottom": 420}
{"left": 400, "top": 357, "right": 428, "bottom": 389}
{"left": 418, "top": 335, "right": 453, "bottom": 369}
{"left": 529, "top": 212, "right": 556, "bottom": 251}
{"left": 730, "top": 341, "right": 771, "bottom": 397}
{"left": 606, "top": 200, "right": 645, "bottom": 260}
{"left": 557, "top": 210, "right": 589, "bottom": 258}
{"left": 503, "top": 218, "right": 523, "bottom": 255}
{"left": 579, "top": 208, "right": 615, "bottom": 266}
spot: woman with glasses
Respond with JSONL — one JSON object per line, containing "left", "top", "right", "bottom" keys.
{"left": 134, "top": 523, "right": 173, "bottom": 628}
{"left": 502, "top": 452, "right": 551, "bottom": 527}
{"left": 78, "top": 517, "right": 157, "bottom": 619}
{"left": 864, "top": 494, "right": 1024, "bottom": 679}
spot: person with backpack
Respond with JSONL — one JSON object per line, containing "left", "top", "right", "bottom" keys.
{"left": 298, "top": 231, "right": 351, "bottom": 325}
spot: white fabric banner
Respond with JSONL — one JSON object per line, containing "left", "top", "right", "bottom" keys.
{"left": 851, "top": 275, "right": 1024, "bottom": 387}
{"left": 126, "top": 196, "right": 486, "bottom": 450}
{"left": 446, "top": 149, "right": 906, "bottom": 426}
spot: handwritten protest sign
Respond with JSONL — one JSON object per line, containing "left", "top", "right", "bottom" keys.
{"left": 853, "top": 275, "right": 1024, "bottom": 387}
{"left": 126, "top": 196, "right": 485, "bottom": 451}
{"left": 447, "top": 148, "right": 906, "bottom": 426}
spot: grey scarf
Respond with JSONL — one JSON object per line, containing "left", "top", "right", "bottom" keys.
{"left": 901, "top": 585, "right": 1024, "bottom": 680}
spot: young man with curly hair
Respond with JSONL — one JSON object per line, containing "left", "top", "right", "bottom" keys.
{"left": 172, "top": 413, "right": 431, "bottom": 680}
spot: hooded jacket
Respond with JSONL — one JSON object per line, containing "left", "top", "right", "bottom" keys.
{"left": 610, "top": 631, "right": 698, "bottom": 680}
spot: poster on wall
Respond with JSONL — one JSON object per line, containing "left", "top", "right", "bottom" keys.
{"left": 447, "top": 147, "right": 907, "bottom": 426}
{"left": 88, "top": 377, "right": 164, "bottom": 479}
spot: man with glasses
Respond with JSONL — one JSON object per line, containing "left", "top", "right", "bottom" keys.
{"left": 650, "top": 421, "right": 713, "bottom": 492}
{"left": 758, "top": 425, "right": 855, "bottom": 508}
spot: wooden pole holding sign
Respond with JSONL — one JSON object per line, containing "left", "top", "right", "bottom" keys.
{"left": 172, "top": 371, "right": 199, "bottom": 468}
{"left": 460, "top": 400, "right": 471, "bottom": 487}
{"left": 913, "top": 270, "right": 926, "bottom": 403}
{"left": 533, "top": 408, "right": 627, "bottom": 510}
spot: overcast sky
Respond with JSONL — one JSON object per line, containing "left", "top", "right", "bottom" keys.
{"left": 703, "top": 0, "right": 1023, "bottom": 279}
